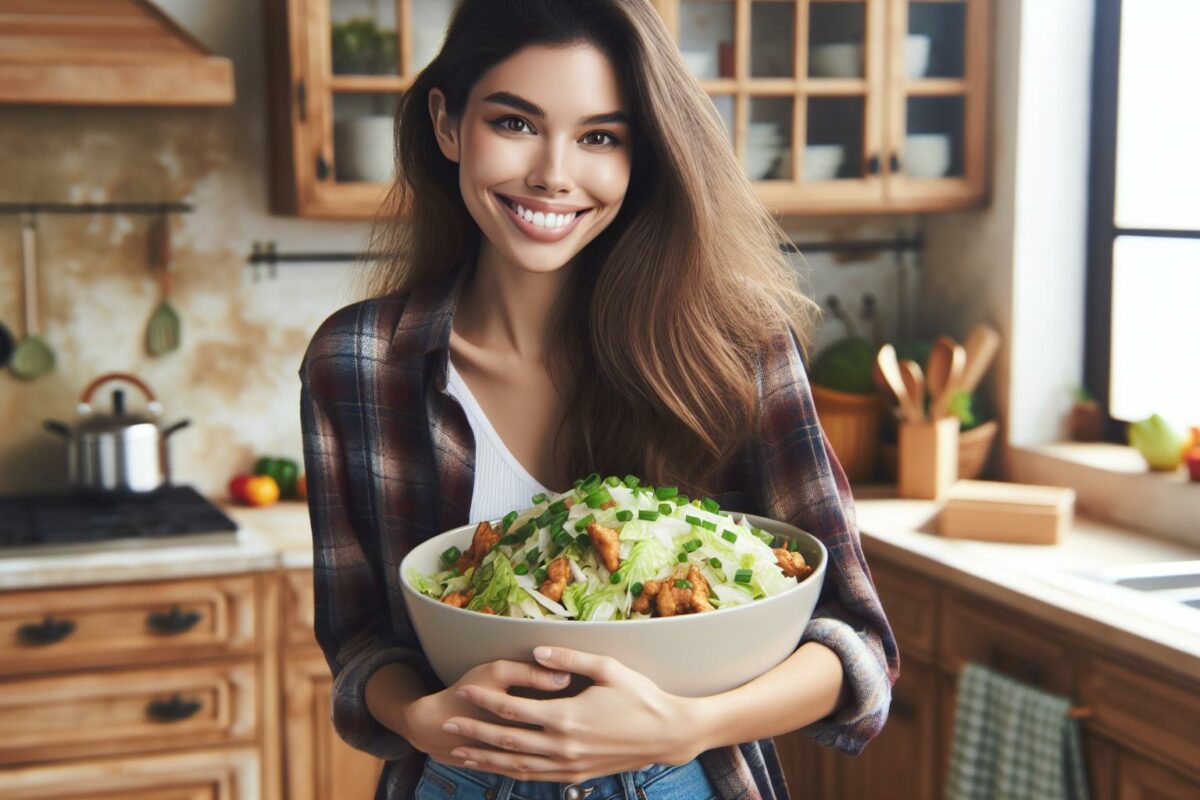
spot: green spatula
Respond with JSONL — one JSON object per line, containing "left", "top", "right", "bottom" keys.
{"left": 146, "top": 212, "right": 181, "bottom": 356}
{"left": 9, "top": 214, "right": 56, "bottom": 380}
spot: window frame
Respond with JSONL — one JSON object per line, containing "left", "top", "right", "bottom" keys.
{"left": 1085, "top": 0, "right": 1200, "bottom": 441}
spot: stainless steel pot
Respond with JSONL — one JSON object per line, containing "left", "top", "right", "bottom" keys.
{"left": 44, "top": 372, "right": 190, "bottom": 495}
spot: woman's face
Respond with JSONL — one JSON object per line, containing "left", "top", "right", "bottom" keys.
{"left": 429, "top": 43, "right": 634, "bottom": 276}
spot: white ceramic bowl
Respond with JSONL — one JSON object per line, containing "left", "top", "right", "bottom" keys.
{"left": 682, "top": 49, "right": 717, "bottom": 79}
{"left": 333, "top": 115, "right": 395, "bottom": 183}
{"left": 399, "top": 512, "right": 827, "bottom": 697}
{"left": 904, "top": 133, "right": 952, "bottom": 178}
{"left": 804, "top": 144, "right": 845, "bottom": 181}
{"left": 905, "top": 34, "right": 932, "bottom": 79}
{"left": 810, "top": 42, "right": 863, "bottom": 78}
{"left": 745, "top": 146, "right": 782, "bottom": 180}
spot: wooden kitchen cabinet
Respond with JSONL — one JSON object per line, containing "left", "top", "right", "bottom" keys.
{"left": 265, "top": 0, "right": 990, "bottom": 218}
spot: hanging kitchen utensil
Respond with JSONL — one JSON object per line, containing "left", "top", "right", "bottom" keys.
{"left": 960, "top": 322, "right": 1001, "bottom": 395}
{"left": 43, "top": 371, "right": 191, "bottom": 496}
{"left": 899, "top": 359, "right": 926, "bottom": 421}
{"left": 0, "top": 319, "right": 13, "bottom": 368}
{"left": 875, "top": 343, "right": 917, "bottom": 421}
{"left": 927, "top": 336, "right": 966, "bottom": 420}
{"left": 861, "top": 294, "right": 882, "bottom": 347}
{"left": 9, "top": 214, "right": 56, "bottom": 380}
{"left": 145, "top": 212, "right": 181, "bottom": 355}
{"left": 825, "top": 295, "right": 859, "bottom": 339}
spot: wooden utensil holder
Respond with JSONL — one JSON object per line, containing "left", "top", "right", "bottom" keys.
{"left": 898, "top": 416, "right": 960, "bottom": 499}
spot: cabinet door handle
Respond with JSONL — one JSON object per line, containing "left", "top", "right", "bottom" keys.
{"left": 145, "top": 694, "right": 202, "bottom": 723}
{"left": 316, "top": 154, "right": 330, "bottom": 181}
{"left": 866, "top": 154, "right": 882, "bottom": 175}
{"left": 17, "top": 616, "right": 76, "bottom": 646}
{"left": 297, "top": 78, "right": 307, "bottom": 122}
{"left": 890, "top": 153, "right": 902, "bottom": 173}
{"left": 146, "top": 605, "right": 202, "bottom": 636}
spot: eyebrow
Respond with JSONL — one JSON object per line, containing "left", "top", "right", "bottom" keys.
{"left": 482, "top": 91, "right": 631, "bottom": 126}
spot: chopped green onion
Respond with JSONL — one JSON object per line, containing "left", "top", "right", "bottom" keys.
{"left": 514, "top": 563, "right": 529, "bottom": 576}
{"left": 673, "top": 495, "right": 688, "bottom": 506}
{"left": 722, "top": 530, "right": 738, "bottom": 543}
{"left": 609, "top": 571, "right": 622, "bottom": 584}
{"left": 585, "top": 487, "right": 612, "bottom": 508}
{"left": 683, "top": 538, "right": 702, "bottom": 553}
{"left": 548, "top": 499, "right": 569, "bottom": 514}
{"left": 501, "top": 510, "right": 518, "bottom": 532}
{"left": 448, "top": 567, "right": 462, "bottom": 577}
{"left": 690, "top": 499, "right": 701, "bottom": 507}
{"left": 576, "top": 533, "right": 590, "bottom": 547}
{"left": 701, "top": 519, "right": 717, "bottom": 532}
{"left": 638, "top": 509, "right": 660, "bottom": 521}
{"left": 531, "top": 492, "right": 548, "bottom": 505}
{"left": 535, "top": 567, "right": 548, "bottom": 583}
{"left": 574, "top": 513, "right": 596, "bottom": 532}
{"left": 789, "top": 538, "right": 801, "bottom": 552}
{"left": 654, "top": 486, "right": 678, "bottom": 500}
{"left": 616, "top": 509, "right": 633, "bottom": 522}
{"left": 499, "top": 533, "right": 520, "bottom": 545}
{"left": 553, "top": 530, "right": 574, "bottom": 548}
{"left": 623, "top": 475, "right": 640, "bottom": 488}
{"left": 753, "top": 530, "right": 774, "bottom": 546}
{"left": 515, "top": 521, "right": 536, "bottom": 539}
{"left": 701, "top": 497, "right": 720, "bottom": 513}
{"left": 631, "top": 581, "right": 644, "bottom": 597}
{"left": 605, "top": 475, "right": 621, "bottom": 487}
{"left": 580, "top": 472, "right": 602, "bottom": 492}
{"left": 658, "top": 503, "right": 673, "bottom": 516}
{"left": 526, "top": 547, "right": 541, "bottom": 564}
{"left": 441, "top": 546, "right": 461, "bottom": 565}
{"left": 677, "top": 552, "right": 689, "bottom": 562}
{"left": 685, "top": 515, "right": 702, "bottom": 527}
{"left": 734, "top": 568, "right": 754, "bottom": 584}
{"left": 709, "top": 557, "right": 723, "bottom": 569}
{"left": 675, "top": 579, "right": 692, "bottom": 589}
{"left": 573, "top": 478, "right": 584, "bottom": 489}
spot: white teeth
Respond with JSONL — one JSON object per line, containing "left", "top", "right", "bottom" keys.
{"left": 510, "top": 199, "right": 578, "bottom": 230}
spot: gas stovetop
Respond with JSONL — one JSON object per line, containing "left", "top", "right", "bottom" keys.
{"left": 0, "top": 485, "right": 238, "bottom": 554}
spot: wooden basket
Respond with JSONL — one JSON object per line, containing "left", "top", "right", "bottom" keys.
{"left": 811, "top": 385, "right": 883, "bottom": 482}
{"left": 882, "top": 418, "right": 999, "bottom": 481}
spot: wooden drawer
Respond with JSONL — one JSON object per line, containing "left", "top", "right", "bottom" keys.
{"left": 1116, "top": 753, "right": 1200, "bottom": 799}
{"left": 870, "top": 560, "right": 936, "bottom": 662}
{"left": 0, "top": 746, "right": 260, "bottom": 800}
{"left": 283, "top": 569, "right": 316, "bottom": 647}
{"left": 1081, "top": 657, "right": 1200, "bottom": 782}
{"left": 938, "top": 591, "right": 1074, "bottom": 695}
{"left": 0, "top": 576, "right": 257, "bottom": 677}
{"left": 0, "top": 660, "right": 257, "bottom": 766}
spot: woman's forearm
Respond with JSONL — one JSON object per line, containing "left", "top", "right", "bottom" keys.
{"left": 693, "top": 641, "right": 848, "bottom": 751}
{"left": 365, "top": 661, "right": 430, "bottom": 739}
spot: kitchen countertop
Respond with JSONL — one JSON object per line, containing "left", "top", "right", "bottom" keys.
{"left": 3, "top": 494, "right": 1197, "bottom": 681}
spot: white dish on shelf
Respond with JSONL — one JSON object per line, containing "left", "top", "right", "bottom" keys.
{"left": 745, "top": 146, "right": 782, "bottom": 180}
{"left": 904, "top": 133, "right": 952, "bottom": 178}
{"left": 682, "top": 49, "right": 717, "bottom": 79}
{"left": 804, "top": 144, "right": 845, "bottom": 181}
{"left": 810, "top": 42, "right": 863, "bottom": 78}
{"left": 905, "top": 34, "right": 932, "bottom": 79}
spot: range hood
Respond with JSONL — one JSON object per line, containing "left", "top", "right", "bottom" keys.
{"left": 0, "top": 0, "right": 234, "bottom": 106}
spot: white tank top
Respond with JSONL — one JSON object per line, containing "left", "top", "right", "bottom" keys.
{"left": 444, "top": 357, "right": 553, "bottom": 523}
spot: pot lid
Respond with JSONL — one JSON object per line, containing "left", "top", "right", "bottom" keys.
{"left": 76, "top": 388, "right": 160, "bottom": 433}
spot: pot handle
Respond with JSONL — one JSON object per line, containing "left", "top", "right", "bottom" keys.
{"left": 44, "top": 420, "right": 71, "bottom": 438}
{"left": 161, "top": 419, "right": 191, "bottom": 438}
{"left": 78, "top": 372, "right": 161, "bottom": 415}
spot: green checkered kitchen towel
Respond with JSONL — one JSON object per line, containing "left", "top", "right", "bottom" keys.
{"left": 946, "top": 662, "right": 1089, "bottom": 800}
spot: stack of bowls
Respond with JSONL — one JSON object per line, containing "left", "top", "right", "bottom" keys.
{"left": 903, "top": 133, "right": 952, "bottom": 179}
{"left": 804, "top": 144, "right": 845, "bottom": 181}
{"left": 746, "top": 122, "right": 785, "bottom": 180}
{"left": 810, "top": 42, "right": 863, "bottom": 78}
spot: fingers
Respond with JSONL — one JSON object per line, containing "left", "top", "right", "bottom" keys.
{"left": 483, "top": 659, "right": 572, "bottom": 693}
{"left": 533, "top": 646, "right": 618, "bottom": 684}
{"left": 442, "top": 716, "right": 566, "bottom": 760}
{"left": 445, "top": 744, "right": 596, "bottom": 784}
{"left": 457, "top": 684, "right": 556, "bottom": 729}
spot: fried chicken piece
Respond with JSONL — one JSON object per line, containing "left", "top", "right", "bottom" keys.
{"left": 773, "top": 547, "right": 813, "bottom": 579}
{"left": 539, "top": 556, "right": 572, "bottom": 602}
{"left": 441, "top": 589, "right": 473, "bottom": 608}
{"left": 586, "top": 520, "right": 622, "bottom": 574}
{"left": 631, "top": 578, "right": 662, "bottom": 615}
{"left": 454, "top": 520, "right": 500, "bottom": 572}
{"left": 687, "top": 563, "right": 715, "bottom": 613}
{"left": 479, "top": 606, "right": 496, "bottom": 615}
{"left": 655, "top": 580, "right": 679, "bottom": 616}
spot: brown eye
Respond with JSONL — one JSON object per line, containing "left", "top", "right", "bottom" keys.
{"left": 496, "top": 116, "right": 532, "bottom": 133}
{"left": 582, "top": 131, "right": 619, "bottom": 147}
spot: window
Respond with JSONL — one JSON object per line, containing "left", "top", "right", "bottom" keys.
{"left": 1086, "top": 0, "right": 1199, "bottom": 437}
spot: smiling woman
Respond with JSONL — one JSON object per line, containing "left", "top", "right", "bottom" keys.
{"left": 300, "top": 2, "right": 897, "bottom": 799}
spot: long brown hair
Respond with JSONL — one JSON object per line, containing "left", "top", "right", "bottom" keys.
{"left": 359, "top": 0, "right": 819, "bottom": 497}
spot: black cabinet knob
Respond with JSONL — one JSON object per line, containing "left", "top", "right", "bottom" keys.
{"left": 145, "top": 694, "right": 202, "bottom": 723}
{"left": 18, "top": 616, "right": 76, "bottom": 646}
{"left": 146, "top": 605, "right": 202, "bottom": 636}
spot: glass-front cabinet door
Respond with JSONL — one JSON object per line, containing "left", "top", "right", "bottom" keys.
{"left": 269, "top": 0, "right": 460, "bottom": 218}
{"left": 885, "top": 0, "right": 988, "bottom": 207}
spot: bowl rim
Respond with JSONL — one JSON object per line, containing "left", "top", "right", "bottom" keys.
{"left": 399, "top": 511, "right": 828, "bottom": 628}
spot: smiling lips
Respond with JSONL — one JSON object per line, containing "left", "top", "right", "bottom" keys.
{"left": 495, "top": 192, "right": 592, "bottom": 242}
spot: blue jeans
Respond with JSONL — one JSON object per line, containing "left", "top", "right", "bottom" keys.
{"left": 414, "top": 756, "right": 718, "bottom": 800}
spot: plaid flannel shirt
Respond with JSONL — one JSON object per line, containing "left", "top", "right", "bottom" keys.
{"left": 299, "top": 262, "right": 899, "bottom": 800}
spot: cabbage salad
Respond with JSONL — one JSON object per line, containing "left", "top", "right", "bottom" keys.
{"left": 406, "top": 473, "right": 811, "bottom": 621}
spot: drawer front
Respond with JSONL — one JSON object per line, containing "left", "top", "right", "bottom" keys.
{"left": 283, "top": 569, "right": 316, "bottom": 647}
{"left": 870, "top": 560, "right": 936, "bottom": 662}
{"left": 938, "top": 592, "right": 1074, "bottom": 695}
{"left": 0, "top": 746, "right": 260, "bottom": 800}
{"left": 0, "top": 660, "right": 258, "bottom": 766}
{"left": 0, "top": 576, "right": 257, "bottom": 676}
{"left": 1082, "top": 657, "right": 1200, "bottom": 781}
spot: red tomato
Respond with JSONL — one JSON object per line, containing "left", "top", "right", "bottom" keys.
{"left": 228, "top": 474, "right": 252, "bottom": 504}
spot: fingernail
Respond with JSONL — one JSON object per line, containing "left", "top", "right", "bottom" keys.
{"left": 455, "top": 688, "right": 469, "bottom": 700}
{"left": 553, "top": 672, "right": 569, "bottom": 685}
{"left": 534, "top": 646, "right": 553, "bottom": 660}
{"left": 451, "top": 748, "right": 467, "bottom": 759}
{"left": 442, "top": 722, "right": 460, "bottom": 734}
{"left": 464, "top": 760, "right": 479, "bottom": 768}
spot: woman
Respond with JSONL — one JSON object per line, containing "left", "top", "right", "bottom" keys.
{"left": 299, "top": 1, "right": 898, "bottom": 798}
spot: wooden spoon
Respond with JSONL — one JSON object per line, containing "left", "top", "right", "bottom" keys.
{"left": 875, "top": 344, "right": 917, "bottom": 421}
{"left": 927, "top": 336, "right": 965, "bottom": 420}
{"left": 960, "top": 323, "right": 1001, "bottom": 395}
{"left": 9, "top": 214, "right": 56, "bottom": 380}
{"left": 899, "top": 359, "right": 926, "bottom": 421}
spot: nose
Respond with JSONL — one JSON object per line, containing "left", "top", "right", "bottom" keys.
{"left": 527, "top": 134, "right": 576, "bottom": 195}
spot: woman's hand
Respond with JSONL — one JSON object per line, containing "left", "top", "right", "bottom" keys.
{"left": 403, "top": 659, "right": 574, "bottom": 768}
{"left": 442, "top": 646, "right": 710, "bottom": 783}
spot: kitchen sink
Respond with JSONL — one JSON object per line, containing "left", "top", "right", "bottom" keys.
{"left": 1115, "top": 573, "right": 1200, "bottom": 591}
{"left": 1084, "top": 560, "right": 1200, "bottom": 608}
